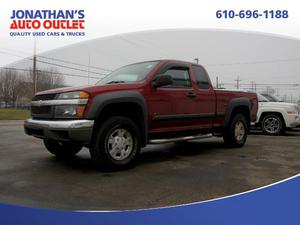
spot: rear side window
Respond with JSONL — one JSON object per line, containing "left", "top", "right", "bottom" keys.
{"left": 164, "top": 67, "right": 191, "bottom": 88}
{"left": 192, "top": 66, "right": 210, "bottom": 89}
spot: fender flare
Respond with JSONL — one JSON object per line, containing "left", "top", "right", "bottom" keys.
{"left": 86, "top": 91, "right": 148, "bottom": 146}
{"left": 224, "top": 97, "right": 251, "bottom": 127}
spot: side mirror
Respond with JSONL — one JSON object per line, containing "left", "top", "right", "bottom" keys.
{"left": 153, "top": 74, "right": 173, "bottom": 88}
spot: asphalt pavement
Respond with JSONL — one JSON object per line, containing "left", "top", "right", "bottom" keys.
{"left": 0, "top": 121, "right": 299, "bottom": 210}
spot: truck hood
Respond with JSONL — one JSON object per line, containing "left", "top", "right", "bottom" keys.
{"left": 35, "top": 83, "right": 144, "bottom": 96}
{"left": 36, "top": 86, "right": 91, "bottom": 95}
{"left": 259, "top": 101, "right": 299, "bottom": 109}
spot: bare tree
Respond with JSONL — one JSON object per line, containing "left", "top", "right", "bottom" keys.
{"left": 25, "top": 67, "right": 65, "bottom": 98}
{"left": 0, "top": 67, "right": 65, "bottom": 107}
{"left": 36, "top": 68, "right": 65, "bottom": 92}
{"left": 0, "top": 69, "right": 22, "bottom": 108}
{"left": 0, "top": 67, "right": 66, "bottom": 107}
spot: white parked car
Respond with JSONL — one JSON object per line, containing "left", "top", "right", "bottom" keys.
{"left": 253, "top": 93, "right": 300, "bottom": 135}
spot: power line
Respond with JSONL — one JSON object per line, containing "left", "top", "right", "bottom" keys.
{"left": 222, "top": 82, "right": 300, "bottom": 86}
{"left": 35, "top": 58, "right": 108, "bottom": 76}
{"left": 207, "top": 57, "right": 300, "bottom": 67}
{"left": 37, "top": 55, "right": 113, "bottom": 72}
{"left": 0, "top": 47, "right": 113, "bottom": 72}
{"left": 0, "top": 67, "right": 102, "bottom": 79}
{"left": 0, "top": 50, "right": 109, "bottom": 76}
{"left": 120, "top": 36, "right": 174, "bottom": 56}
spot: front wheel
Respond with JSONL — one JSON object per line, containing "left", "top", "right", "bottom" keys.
{"left": 223, "top": 113, "right": 248, "bottom": 148}
{"left": 90, "top": 116, "right": 141, "bottom": 170}
{"left": 43, "top": 140, "right": 82, "bottom": 158}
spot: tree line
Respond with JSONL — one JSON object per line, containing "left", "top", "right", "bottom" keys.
{"left": 0, "top": 68, "right": 65, "bottom": 108}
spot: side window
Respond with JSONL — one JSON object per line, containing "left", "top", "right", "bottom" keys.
{"left": 164, "top": 67, "right": 191, "bottom": 88}
{"left": 192, "top": 66, "right": 210, "bottom": 89}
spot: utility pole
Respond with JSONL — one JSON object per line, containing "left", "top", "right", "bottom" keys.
{"left": 234, "top": 76, "right": 241, "bottom": 89}
{"left": 194, "top": 58, "right": 199, "bottom": 64}
{"left": 216, "top": 76, "right": 219, "bottom": 89}
{"left": 88, "top": 49, "right": 91, "bottom": 85}
{"left": 251, "top": 81, "right": 257, "bottom": 91}
{"left": 33, "top": 38, "right": 37, "bottom": 94}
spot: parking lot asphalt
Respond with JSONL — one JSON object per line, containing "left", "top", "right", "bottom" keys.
{"left": 0, "top": 121, "right": 299, "bottom": 210}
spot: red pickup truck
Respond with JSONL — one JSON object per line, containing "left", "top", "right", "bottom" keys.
{"left": 24, "top": 60, "right": 258, "bottom": 169}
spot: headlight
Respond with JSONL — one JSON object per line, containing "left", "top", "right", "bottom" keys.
{"left": 55, "top": 91, "right": 89, "bottom": 118}
{"left": 57, "top": 91, "right": 89, "bottom": 99}
{"left": 55, "top": 105, "right": 78, "bottom": 118}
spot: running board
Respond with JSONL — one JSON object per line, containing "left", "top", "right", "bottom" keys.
{"left": 149, "top": 134, "right": 213, "bottom": 144}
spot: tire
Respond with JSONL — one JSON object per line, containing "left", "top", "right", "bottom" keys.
{"left": 89, "top": 116, "right": 141, "bottom": 170}
{"left": 43, "top": 140, "right": 82, "bottom": 158}
{"left": 261, "top": 114, "right": 285, "bottom": 135}
{"left": 223, "top": 113, "right": 248, "bottom": 148}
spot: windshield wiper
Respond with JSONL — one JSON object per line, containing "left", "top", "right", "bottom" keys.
{"left": 106, "top": 80, "right": 125, "bottom": 84}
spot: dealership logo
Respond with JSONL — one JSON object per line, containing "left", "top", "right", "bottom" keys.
{"left": 9, "top": 9, "right": 86, "bottom": 37}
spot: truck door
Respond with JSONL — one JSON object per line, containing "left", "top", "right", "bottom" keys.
{"left": 148, "top": 63, "right": 204, "bottom": 133}
{"left": 190, "top": 65, "right": 216, "bottom": 128}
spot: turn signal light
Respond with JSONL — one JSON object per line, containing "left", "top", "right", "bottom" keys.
{"left": 76, "top": 105, "right": 86, "bottom": 117}
{"left": 79, "top": 91, "right": 89, "bottom": 99}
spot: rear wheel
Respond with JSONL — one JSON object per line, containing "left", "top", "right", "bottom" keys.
{"left": 90, "top": 116, "right": 141, "bottom": 170}
{"left": 261, "top": 114, "right": 285, "bottom": 135}
{"left": 43, "top": 140, "right": 82, "bottom": 158}
{"left": 223, "top": 113, "right": 248, "bottom": 147}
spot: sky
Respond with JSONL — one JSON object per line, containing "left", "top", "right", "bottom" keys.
{"left": 5, "top": 29, "right": 300, "bottom": 101}
{"left": 1, "top": 0, "right": 300, "bottom": 100}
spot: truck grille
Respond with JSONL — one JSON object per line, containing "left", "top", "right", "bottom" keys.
{"left": 31, "top": 106, "right": 52, "bottom": 115}
{"left": 32, "top": 94, "right": 57, "bottom": 101}
{"left": 31, "top": 105, "right": 54, "bottom": 119}
{"left": 31, "top": 94, "right": 56, "bottom": 119}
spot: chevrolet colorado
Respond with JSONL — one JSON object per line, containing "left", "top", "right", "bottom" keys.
{"left": 24, "top": 60, "right": 258, "bottom": 169}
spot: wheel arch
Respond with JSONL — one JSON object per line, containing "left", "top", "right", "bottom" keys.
{"left": 86, "top": 91, "right": 148, "bottom": 147}
{"left": 259, "top": 111, "right": 286, "bottom": 128}
{"left": 224, "top": 97, "right": 251, "bottom": 128}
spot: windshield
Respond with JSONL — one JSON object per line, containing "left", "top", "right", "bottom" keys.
{"left": 96, "top": 61, "right": 159, "bottom": 85}
{"left": 257, "top": 93, "right": 269, "bottom": 102}
{"left": 261, "top": 93, "right": 281, "bottom": 102}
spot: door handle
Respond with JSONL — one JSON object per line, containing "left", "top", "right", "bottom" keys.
{"left": 186, "top": 92, "right": 197, "bottom": 98}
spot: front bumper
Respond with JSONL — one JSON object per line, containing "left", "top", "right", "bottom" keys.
{"left": 286, "top": 114, "right": 300, "bottom": 128}
{"left": 24, "top": 118, "right": 94, "bottom": 144}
